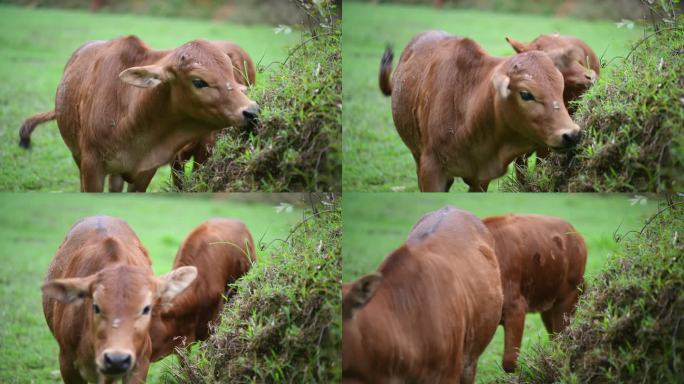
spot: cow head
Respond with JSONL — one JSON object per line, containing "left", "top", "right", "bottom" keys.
{"left": 493, "top": 51, "right": 581, "bottom": 149}
{"left": 119, "top": 39, "right": 259, "bottom": 130}
{"left": 42, "top": 265, "right": 197, "bottom": 379}
{"left": 506, "top": 34, "right": 599, "bottom": 104}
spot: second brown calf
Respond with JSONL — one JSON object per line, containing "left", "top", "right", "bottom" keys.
{"left": 149, "top": 218, "right": 256, "bottom": 361}
{"left": 483, "top": 214, "right": 587, "bottom": 372}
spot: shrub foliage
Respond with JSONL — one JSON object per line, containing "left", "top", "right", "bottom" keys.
{"left": 164, "top": 195, "right": 341, "bottom": 383}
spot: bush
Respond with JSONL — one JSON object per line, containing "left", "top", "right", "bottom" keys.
{"left": 500, "top": 195, "right": 684, "bottom": 383}
{"left": 180, "top": 1, "right": 341, "bottom": 192}
{"left": 162, "top": 195, "right": 341, "bottom": 383}
{"left": 504, "top": 2, "right": 684, "bottom": 192}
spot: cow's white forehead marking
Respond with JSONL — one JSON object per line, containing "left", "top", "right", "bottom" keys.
{"left": 553, "top": 101, "right": 560, "bottom": 110}
{"left": 112, "top": 318, "right": 121, "bottom": 329}
{"left": 226, "top": 82, "right": 233, "bottom": 91}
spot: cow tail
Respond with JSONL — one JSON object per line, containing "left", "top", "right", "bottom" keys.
{"left": 19, "top": 110, "right": 56, "bottom": 149}
{"left": 379, "top": 45, "right": 394, "bottom": 96}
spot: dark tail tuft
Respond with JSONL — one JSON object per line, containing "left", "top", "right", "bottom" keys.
{"left": 19, "top": 110, "right": 56, "bottom": 149}
{"left": 379, "top": 45, "right": 394, "bottom": 96}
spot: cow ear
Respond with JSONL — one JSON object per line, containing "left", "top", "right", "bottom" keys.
{"left": 492, "top": 74, "right": 511, "bottom": 99}
{"left": 42, "top": 275, "right": 95, "bottom": 303}
{"left": 346, "top": 273, "right": 382, "bottom": 316}
{"left": 505, "top": 37, "right": 527, "bottom": 53}
{"left": 119, "top": 65, "right": 168, "bottom": 88}
{"left": 156, "top": 266, "right": 197, "bottom": 303}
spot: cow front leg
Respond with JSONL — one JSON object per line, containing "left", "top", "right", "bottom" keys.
{"left": 171, "top": 156, "right": 185, "bottom": 191}
{"left": 128, "top": 168, "right": 158, "bottom": 192}
{"left": 108, "top": 175, "right": 124, "bottom": 192}
{"left": 502, "top": 299, "right": 527, "bottom": 373}
{"left": 418, "top": 154, "right": 449, "bottom": 192}
{"left": 59, "top": 351, "right": 86, "bottom": 384}
{"left": 79, "top": 158, "right": 106, "bottom": 192}
{"left": 542, "top": 285, "right": 581, "bottom": 335}
{"left": 463, "top": 178, "right": 490, "bottom": 192}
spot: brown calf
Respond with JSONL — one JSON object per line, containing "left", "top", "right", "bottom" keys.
{"left": 483, "top": 214, "right": 587, "bottom": 372}
{"left": 149, "top": 219, "right": 256, "bottom": 362}
{"left": 379, "top": 31, "right": 580, "bottom": 192}
{"left": 506, "top": 34, "right": 600, "bottom": 181}
{"left": 343, "top": 206, "right": 503, "bottom": 383}
{"left": 42, "top": 216, "right": 197, "bottom": 383}
{"left": 170, "top": 41, "right": 257, "bottom": 190}
{"left": 19, "top": 35, "right": 259, "bottom": 192}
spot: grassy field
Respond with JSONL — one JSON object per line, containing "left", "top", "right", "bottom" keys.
{"left": 342, "top": 193, "right": 658, "bottom": 382}
{"left": 0, "top": 5, "right": 296, "bottom": 192}
{"left": 0, "top": 193, "right": 303, "bottom": 383}
{"left": 342, "top": 1, "right": 643, "bottom": 192}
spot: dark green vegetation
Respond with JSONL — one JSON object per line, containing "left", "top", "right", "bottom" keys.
{"left": 0, "top": 5, "right": 294, "bottom": 191}
{"left": 165, "top": 196, "right": 341, "bottom": 383}
{"left": 0, "top": 193, "right": 302, "bottom": 383}
{"left": 180, "top": 4, "right": 341, "bottom": 192}
{"left": 342, "top": 193, "right": 658, "bottom": 382}
{"left": 508, "top": 3, "right": 684, "bottom": 192}
{"left": 502, "top": 196, "right": 684, "bottom": 383}
{"left": 342, "top": 2, "right": 641, "bottom": 192}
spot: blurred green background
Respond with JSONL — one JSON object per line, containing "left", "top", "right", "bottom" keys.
{"left": 354, "top": 0, "right": 681, "bottom": 21}
{"left": 0, "top": 193, "right": 304, "bottom": 383}
{"left": 342, "top": 193, "right": 659, "bottom": 382}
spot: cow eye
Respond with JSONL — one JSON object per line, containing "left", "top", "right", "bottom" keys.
{"left": 519, "top": 90, "right": 535, "bottom": 101}
{"left": 192, "top": 79, "right": 209, "bottom": 89}
{"left": 92, "top": 304, "right": 101, "bottom": 314}
{"left": 142, "top": 305, "right": 151, "bottom": 315}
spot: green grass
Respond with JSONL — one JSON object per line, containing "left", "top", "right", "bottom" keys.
{"left": 0, "top": 193, "right": 303, "bottom": 383}
{"left": 165, "top": 197, "right": 341, "bottom": 383}
{"left": 0, "top": 5, "right": 295, "bottom": 191}
{"left": 501, "top": 196, "right": 684, "bottom": 383}
{"left": 342, "top": 193, "right": 658, "bottom": 382}
{"left": 342, "top": 1, "right": 643, "bottom": 192}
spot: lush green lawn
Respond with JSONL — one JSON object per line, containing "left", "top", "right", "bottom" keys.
{"left": 342, "top": 1, "right": 643, "bottom": 192}
{"left": 342, "top": 193, "right": 658, "bottom": 382}
{"left": 0, "top": 193, "right": 303, "bottom": 383}
{"left": 0, "top": 5, "right": 295, "bottom": 192}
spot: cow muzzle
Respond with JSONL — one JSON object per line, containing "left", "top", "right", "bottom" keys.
{"left": 99, "top": 350, "right": 134, "bottom": 376}
{"left": 559, "top": 129, "right": 582, "bottom": 148}
{"left": 241, "top": 102, "right": 260, "bottom": 130}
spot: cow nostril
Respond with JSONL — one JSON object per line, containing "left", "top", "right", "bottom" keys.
{"left": 242, "top": 105, "right": 260, "bottom": 125}
{"left": 561, "top": 132, "right": 581, "bottom": 147}
{"left": 103, "top": 352, "right": 132, "bottom": 373}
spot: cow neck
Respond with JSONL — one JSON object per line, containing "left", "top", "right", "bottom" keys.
{"left": 466, "top": 61, "right": 536, "bottom": 180}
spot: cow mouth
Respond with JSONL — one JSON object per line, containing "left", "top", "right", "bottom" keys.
{"left": 99, "top": 367, "right": 128, "bottom": 377}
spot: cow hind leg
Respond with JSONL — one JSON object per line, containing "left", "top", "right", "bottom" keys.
{"left": 502, "top": 300, "right": 527, "bottom": 373}
{"left": 463, "top": 178, "right": 490, "bottom": 192}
